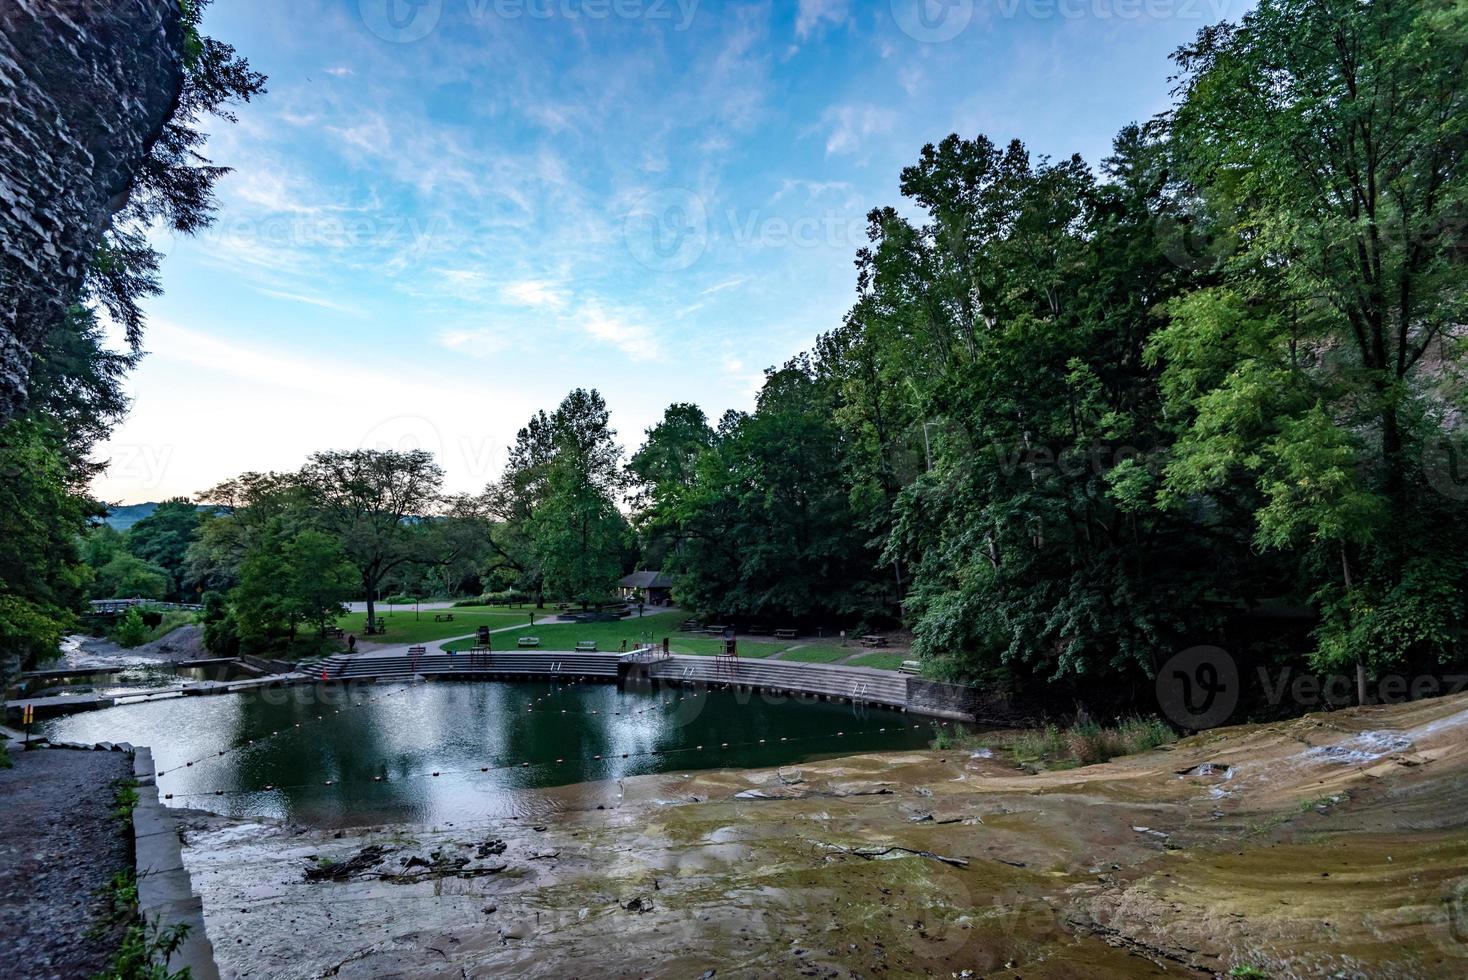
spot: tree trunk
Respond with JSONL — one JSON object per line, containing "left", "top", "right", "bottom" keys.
{"left": 1356, "top": 658, "right": 1369, "bottom": 707}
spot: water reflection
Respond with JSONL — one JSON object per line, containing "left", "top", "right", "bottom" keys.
{"left": 43, "top": 680, "right": 934, "bottom": 827}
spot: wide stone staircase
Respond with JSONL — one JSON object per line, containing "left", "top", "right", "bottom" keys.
{"left": 644, "top": 656, "right": 909, "bottom": 708}
{"left": 307, "top": 649, "right": 911, "bottom": 709}
{"left": 314, "top": 649, "right": 624, "bottom": 683}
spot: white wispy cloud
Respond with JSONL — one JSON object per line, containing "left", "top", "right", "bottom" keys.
{"left": 503, "top": 279, "right": 570, "bottom": 311}
{"left": 795, "top": 0, "right": 850, "bottom": 40}
{"left": 579, "top": 305, "right": 660, "bottom": 362}
{"left": 819, "top": 104, "right": 897, "bottom": 156}
{"left": 255, "top": 288, "right": 365, "bottom": 316}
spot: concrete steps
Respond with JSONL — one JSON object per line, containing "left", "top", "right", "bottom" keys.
{"left": 646, "top": 657, "right": 908, "bottom": 708}
{"left": 317, "top": 651, "right": 623, "bottom": 682}
{"left": 308, "top": 651, "right": 913, "bottom": 712}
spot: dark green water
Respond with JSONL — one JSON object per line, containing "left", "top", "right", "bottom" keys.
{"left": 42, "top": 680, "right": 934, "bottom": 827}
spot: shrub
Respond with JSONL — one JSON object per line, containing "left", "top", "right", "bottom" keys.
{"left": 111, "top": 608, "right": 151, "bottom": 648}
{"left": 1010, "top": 716, "right": 1176, "bottom": 769}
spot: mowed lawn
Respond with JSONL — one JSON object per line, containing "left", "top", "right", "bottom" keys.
{"left": 439, "top": 611, "right": 906, "bottom": 668}
{"left": 335, "top": 605, "right": 540, "bottom": 646}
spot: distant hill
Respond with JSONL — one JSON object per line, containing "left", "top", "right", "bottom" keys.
{"left": 103, "top": 502, "right": 220, "bottom": 532}
{"left": 104, "top": 502, "right": 159, "bottom": 531}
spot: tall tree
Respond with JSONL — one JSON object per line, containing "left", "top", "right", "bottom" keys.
{"left": 485, "top": 390, "right": 627, "bottom": 606}
{"left": 127, "top": 497, "right": 203, "bottom": 600}
{"left": 627, "top": 403, "right": 715, "bottom": 569}
{"left": 296, "top": 450, "right": 445, "bottom": 628}
{"left": 1165, "top": 0, "right": 1468, "bottom": 699}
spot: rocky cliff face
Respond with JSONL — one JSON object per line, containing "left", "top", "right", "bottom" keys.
{"left": 0, "top": 0, "right": 185, "bottom": 420}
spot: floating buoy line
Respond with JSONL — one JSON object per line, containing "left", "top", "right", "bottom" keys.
{"left": 159, "top": 720, "right": 942, "bottom": 802}
{"left": 153, "top": 675, "right": 887, "bottom": 780}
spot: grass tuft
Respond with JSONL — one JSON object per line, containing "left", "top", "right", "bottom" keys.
{"left": 1010, "top": 716, "right": 1176, "bottom": 769}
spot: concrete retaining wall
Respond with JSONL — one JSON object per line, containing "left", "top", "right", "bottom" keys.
{"left": 132, "top": 747, "right": 218, "bottom": 979}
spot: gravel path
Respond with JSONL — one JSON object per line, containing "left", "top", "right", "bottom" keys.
{"left": 0, "top": 746, "right": 132, "bottom": 980}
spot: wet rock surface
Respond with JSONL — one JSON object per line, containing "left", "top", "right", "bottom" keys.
{"left": 0, "top": 0, "right": 185, "bottom": 417}
{"left": 0, "top": 746, "right": 132, "bottom": 980}
{"left": 179, "top": 694, "right": 1468, "bottom": 978}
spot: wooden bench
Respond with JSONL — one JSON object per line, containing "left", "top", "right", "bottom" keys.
{"left": 320, "top": 626, "right": 345, "bottom": 639}
{"left": 575, "top": 641, "right": 598, "bottom": 652}
{"left": 433, "top": 613, "right": 455, "bottom": 623}
{"left": 775, "top": 629, "right": 799, "bottom": 641}
{"left": 861, "top": 635, "right": 889, "bottom": 648}
{"left": 679, "top": 620, "right": 704, "bottom": 632}
{"left": 518, "top": 637, "right": 541, "bottom": 649}
{"left": 899, "top": 660, "right": 921, "bottom": 675}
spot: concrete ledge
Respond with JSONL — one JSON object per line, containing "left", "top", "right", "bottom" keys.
{"left": 132, "top": 749, "right": 219, "bottom": 980}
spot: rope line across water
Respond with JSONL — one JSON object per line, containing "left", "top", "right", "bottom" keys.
{"left": 159, "top": 722, "right": 942, "bottom": 801}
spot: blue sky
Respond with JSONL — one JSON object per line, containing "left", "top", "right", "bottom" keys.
{"left": 96, "top": 0, "right": 1253, "bottom": 503}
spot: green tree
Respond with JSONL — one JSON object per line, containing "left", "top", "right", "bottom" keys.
{"left": 127, "top": 498, "right": 203, "bottom": 599}
{"left": 1165, "top": 0, "right": 1468, "bottom": 698}
{"left": 296, "top": 450, "right": 445, "bottom": 627}
{"left": 111, "top": 607, "right": 151, "bottom": 649}
{"left": 486, "top": 390, "right": 628, "bottom": 606}
{"left": 231, "top": 524, "right": 355, "bottom": 651}
{"left": 92, "top": 554, "right": 171, "bottom": 601}
{"left": 627, "top": 403, "right": 715, "bottom": 569}
{"left": 0, "top": 420, "right": 91, "bottom": 666}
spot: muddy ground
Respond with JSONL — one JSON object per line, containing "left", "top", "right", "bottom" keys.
{"left": 178, "top": 693, "right": 1468, "bottom": 978}
{"left": 0, "top": 745, "right": 132, "bottom": 980}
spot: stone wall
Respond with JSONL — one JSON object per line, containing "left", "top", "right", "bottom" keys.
{"left": 905, "top": 678, "right": 1032, "bottom": 725}
{"left": 0, "top": 0, "right": 185, "bottom": 418}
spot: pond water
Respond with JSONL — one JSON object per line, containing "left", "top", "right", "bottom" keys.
{"left": 42, "top": 680, "right": 934, "bottom": 827}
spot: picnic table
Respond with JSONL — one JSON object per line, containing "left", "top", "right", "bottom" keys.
{"left": 320, "top": 626, "right": 345, "bottom": 639}
{"left": 861, "top": 635, "right": 889, "bottom": 648}
{"left": 575, "top": 641, "right": 598, "bottom": 652}
{"left": 518, "top": 637, "right": 541, "bottom": 648}
{"left": 775, "top": 629, "right": 799, "bottom": 641}
{"left": 704, "top": 625, "right": 729, "bottom": 636}
{"left": 434, "top": 613, "right": 455, "bottom": 623}
{"left": 679, "top": 620, "right": 704, "bottom": 632}
{"left": 899, "top": 660, "right": 921, "bottom": 675}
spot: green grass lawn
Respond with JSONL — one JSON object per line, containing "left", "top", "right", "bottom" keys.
{"left": 847, "top": 651, "right": 913, "bottom": 671}
{"left": 435, "top": 613, "right": 912, "bottom": 670}
{"left": 441, "top": 611, "right": 794, "bottom": 658}
{"left": 774, "top": 643, "right": 859, "bottom": 664}
{"left": 335, "top": 605, "right": 537, "bottom": 646}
